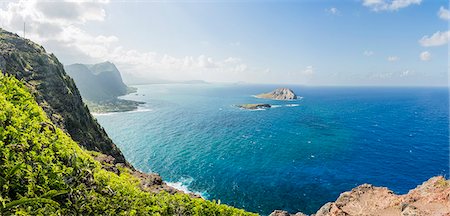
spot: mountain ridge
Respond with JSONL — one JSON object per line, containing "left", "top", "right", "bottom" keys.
{"left": 0, "top": 28, "right": 128, "bottom": 165}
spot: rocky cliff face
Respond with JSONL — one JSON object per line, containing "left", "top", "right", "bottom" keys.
{"left": 271, "top": 176, "right": 450, "bottom": 216}
{"left": 0, "top": 28, "right": 128, "bottom": 165}
{"left": 65, "top": 62, "right": 131, "bottom": 101}
{"left": 256, "top": 88, "right": 297, "bottom": 100}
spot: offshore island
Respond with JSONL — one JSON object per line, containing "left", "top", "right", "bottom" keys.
{"left": 255, "top": 88, "right": 297, "bottom": 100}
{"left": 238, "top": 88, "right": 298, "bottom": 110}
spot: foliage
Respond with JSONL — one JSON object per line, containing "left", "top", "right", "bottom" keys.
{"left": 84, "top": 99, "right": 143, "bottom": 113}
{"left": 0, "top": 28, "right": 128, "bottom": 164}
{"left": 0, "top": 74, "right": 256, "bottom": 216}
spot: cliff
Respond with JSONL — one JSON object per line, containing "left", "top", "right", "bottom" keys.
{"left": 65, "top": 62, "right": 133, "bottom": 101}
{"left": 0, "top": 74, "right": 255, "bottom": 215}
{"left": 271, "top": 176, "right": 450, "bottom": 216}
{"left": 256, "top": 88, "right": 297, "bottom": 100}
{"left": 65, "top": 62, "right": 142, "bottom": 113}
{"left": 0, "top": 28, "right": 127, "bottom": 165}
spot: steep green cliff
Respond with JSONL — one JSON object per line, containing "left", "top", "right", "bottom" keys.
{"left": 0, "top": 74, "right": 255, "bottom": 215}
{"left": 0, "top": 29, "right": 127, "bottom": 165}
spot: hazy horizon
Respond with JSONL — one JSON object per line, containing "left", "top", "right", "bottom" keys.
{"left": 0, "top": 0, "right": 448, "bottom": 86}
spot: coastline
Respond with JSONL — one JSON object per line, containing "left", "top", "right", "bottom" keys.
{"left": 90, "top": 84, "right": 449, "bottom": 215}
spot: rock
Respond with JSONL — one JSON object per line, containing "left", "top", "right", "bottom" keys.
{"left": 65, "top": 62, "right": 135, "bottom": 101}
{"left": 132, "top": 170, "right": 201, "bottom": 198}
{"left": 270, "top": 210, "right": 291, "bottom": 216}
{"left": 238, "top": 103, "right": 271, "bottom": 110}
{"left": 269, "top": 210, "right": 307, "bottom": 216}
{"left": 91, "top": 151, "right": 201, "bottom": 199}
{"left": 256, "top": 88, "right": 297, "bottom": 100}
{"left": 308, "top": 176, "right": 450, "bottom": 216}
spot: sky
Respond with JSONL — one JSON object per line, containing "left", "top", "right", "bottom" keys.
{"left": 0, "top": 0, "right": 449, "bottom": 86}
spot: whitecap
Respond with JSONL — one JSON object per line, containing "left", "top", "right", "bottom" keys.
{"left": 248, "top": 108, "right": 268, "bottom": 111}
{"left": 285, "top": 104, "right": 300, "bottom": 107}
{"left": 127, "top": 107, "right": 153, "bottom": 113}
{"left": 91, "top": 107, "right": 152, "bottom": 116}
{"left": 91, "top": 112, "right": 116, "bottom": 116}
{"left": 166, "top": 177, "right": 209, "bottom": 199}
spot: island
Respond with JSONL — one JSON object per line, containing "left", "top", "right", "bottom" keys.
{"left": 237, "top": 104, "right": 272, "bottom": 110}
{"left": 256, "top": 88, "right": 297, "bottom": 100}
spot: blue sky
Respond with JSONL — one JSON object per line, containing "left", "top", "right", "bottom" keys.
{"left": 0, "top": 0, "right": 449, "bottom": 86}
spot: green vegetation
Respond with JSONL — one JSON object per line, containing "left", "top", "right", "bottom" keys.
{"left": 0, "top": 28, "right": 128, "bottom": 164}
{"left": 0, "top": 74, "right": 256, "bottom": 215}
{"left": 85, "top": 99, "right": 144, "bottom": 113}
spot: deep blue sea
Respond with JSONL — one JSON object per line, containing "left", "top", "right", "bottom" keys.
{"left": 94, "top": 84, "right": 449, "bottom": 215}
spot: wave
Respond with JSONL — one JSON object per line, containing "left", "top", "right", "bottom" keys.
{"left": 166, "top": 177, "right": 209, "bottom": 199}
{"left": 248, "top": 108, "right": 268, "bottom": 111}
{"left": 285, "top": 104, "right": 300, "bottom": 107}
{"left": 91, "top": 112, "right": 116, "bottom": 116}
{"left": 92, "top": 107, "right": 153, "bottom": 116}
{"left": 128, "top": 107, "right": 153, "bottom": 113}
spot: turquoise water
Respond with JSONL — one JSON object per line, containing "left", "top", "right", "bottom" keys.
{"left": 94, "top": 84, "right": 449, "bottom": 215}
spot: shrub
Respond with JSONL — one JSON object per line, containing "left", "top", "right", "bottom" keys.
{"left": 0, "top": 73, "right": 256, "bottom": 216}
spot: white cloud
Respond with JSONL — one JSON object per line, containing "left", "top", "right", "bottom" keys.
{"left": 419, "top": 51, "right": 431, "bottom": 61}
{"left": 371, "top": 72, "right": 393, "bottom": 79}
{"left": 362, "top": 0, "right": 421, "bottom": 11}
{"left": 400, "top": 70, "right": 409, "bottom": 77}
{"left": 302, "top": 66, "right": 314, "bottom": 75}
{"left": 387, "top": 56, "right": 399, "bottom": 62}
{"left": 438, "top": 6, "right": 450, "bottom": 20}
{"left": 419, "top": 31, "right": 450, "bottom": 47}
{"left": 0, "top": 0, "right": 250, "bottom": 83}
{"left": 325, "top": 7, "right": 340, "bottom": 15}
{"left": 363, "top": 50, "right": 374, "bottom": 56}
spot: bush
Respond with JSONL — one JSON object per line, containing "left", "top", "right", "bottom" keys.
{"left": 0, "top": 73, "right": 256, "bottom": 216}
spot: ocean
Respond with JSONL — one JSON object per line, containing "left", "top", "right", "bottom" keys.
{"left": 94, "top": 84, "right": 449, "bottom": 215}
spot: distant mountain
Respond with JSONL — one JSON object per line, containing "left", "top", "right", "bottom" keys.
{"left": 123, "top": 75, "right": 210, "bottom": 85}
{"left": 180, "top": 80, "right": 209, "bottom": 84}
{"left": 65, "top": 62, "right": 133, "bottom": 101}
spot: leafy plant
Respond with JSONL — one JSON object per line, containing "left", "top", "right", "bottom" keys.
{"left": 0, "top": 73, "right": 256, "bottom": 215}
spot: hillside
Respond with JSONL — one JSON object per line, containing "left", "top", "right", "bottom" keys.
{"left": 65, "top": 62, "right": 141, "bottom": 113}
{"left": 65, "top": 62, "right": 132, "bottom": 101}
{"left": 0, "top": 74, "right": 255, "bottom": 215}
{"left": 0, "top": 28, "right": 127, "bottom": 165}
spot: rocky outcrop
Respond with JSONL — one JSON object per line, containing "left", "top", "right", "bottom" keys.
{"left": 92, "top": 151, "right": 200, "bottom": 198}
{"left": 256, "top": 88, "right": 297, "bottom": 100}
{"left": 238, "top": 103, "right": 271, "bottom": 110}
{"left": 270, "top": 210, "right": 306, "bottom": 216}
{"left": 271, "top": 176, "right": 450, "bottom": 216}
{"left": 0, "top": 28, "right": 128, "bottom": 166}
{"left": 65, "top": 62, "right": 134, "bottom": 101}
{"left": 65, "top": 62, "right": 142, "bottom": 113}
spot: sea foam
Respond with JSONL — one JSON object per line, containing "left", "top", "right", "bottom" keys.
{"left": 166, "top": 177, "right": 209, "bottom": 199}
